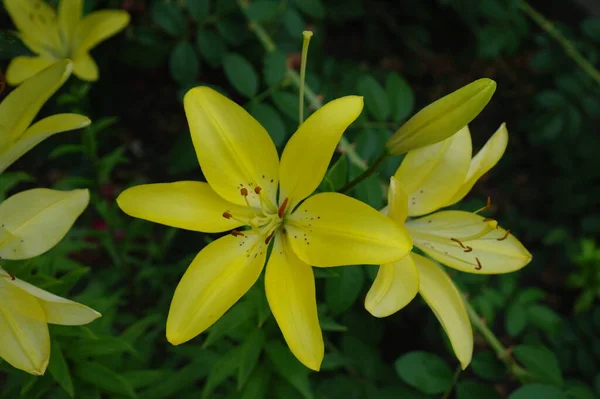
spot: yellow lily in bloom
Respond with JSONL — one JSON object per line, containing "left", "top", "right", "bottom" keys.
{"left": 0, "top": 59, "right": 90, "bottom": 173}
{"left": 4, "top": 0, "right": 130, "bottom": 85}
{"left": 0, "top": 188, "right": 100, "bottom": 375}
{"left": 117, "top": 87, "right": 412, "bottom": 370}
{"left": 365, "top": 124, "right": 532, "bottom": 369}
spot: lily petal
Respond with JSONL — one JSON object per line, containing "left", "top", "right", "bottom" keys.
{"left": 265, "top": 234, "right": 323, "bottom": 371}
{"left": 58, "top": 0, "right": 82, "bottom": 40}
{"left": 72, "top": 52, "right": 99, "bottom": 81}
{"left": 0, "top": 278, "right": 50, "bottom": 375}
{"left": 444, "top": 123, "right": 509, "bottom": 206}
{"left": 0, "top": 114, "right": 91, "bottom": 174}
{"left": 395, "top": 126, "right": 472, "bottom": 217}
{"left": 364, "top": 254, "right": 419, "bottom": 318}
{"left": 184, "top": 87, "right": 280, "bottom": 208}
{"left": 166, "top": 234, "right": 268, "bottom": 345}
{"left": 387, "top": 176, "right": 409, "bottom": 224}
{"left": 286, "top": 192, "right": 412, "bottom": 267}
{"left": 73, "top": 10, "right": 130, "bottom": 55}
{"left": 5, "top": 56, "right": 55, "bottom": 86}
{"left": 0, "top": 60, "right": 71, "bottom": 150}
{"left": 279, "top": 96, "right": 363, "bottom": 209}
{"left": 0, "top": 188, "right": 89, "bottom": 260}
{"left": 413, "top": 253, "right": 473, "bottom": 369}
{"left": 117, "top": 181, "right": 254, "bottom": 233}
{"left": 4, "top": 273, "right": 100, "bottom": 325}
{"left": 407, "top": 210, "right": 496, "bottom": 241}
{"left": 409, "top": 211, "right": 532, "bottom": 274}
{"left": 4, "top": 0, "right": 62, "bottom": 56}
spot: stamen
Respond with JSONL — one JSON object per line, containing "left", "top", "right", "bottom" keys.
{"left": 482, "top": 218, "right": 494, "bottom": 222}
{"left": 265, "top": 231, "right": 275, "bottom": 245}
{"left": 254, "top": 186, "right": 262, "bottom": 194}
{"left": 464, "top": 246, "right": 473, "bottom": 253}
{"left": 231, "top": 230, "right": 244, "bottom": 237}
{"left": 222, "top": 211, "right": 232, "bottom": 219}
{"left": 475, "top": 197, "right": 492, "bottom": 214}
{"left": 497, "top": 230, "right": 510, "bottom": 241}
{"left": 450, "top": 237, "right": 466, "bottom": 249}
{"left": 278, "top": 198, "right": 289, "bottom": 218}
{"left": 298, "top": 31, "right": 313, "bottom": 124}
{"left": 474, "top": 258, "right": 483, "bottom": 270}
{"left": 240, "top": 188, "right": 248, "bottom": 196}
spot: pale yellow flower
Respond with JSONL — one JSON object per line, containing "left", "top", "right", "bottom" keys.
{"left": 366, "top": 124, "right": 532, "bottom": 369}
{"left": 4, "top": 0, "right": 129, "bottom": 84}
{"left": 117, "top": 87, "right": 412, "bottom": 370}
{"left": 0, "top": 188, "right": 100, "bottom": 375}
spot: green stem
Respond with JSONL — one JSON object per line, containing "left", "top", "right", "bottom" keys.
{"left": 238, "top": 0, "right": 367, "bottom": 172}
{"left": 519, "top": 0, "right": 600, "bottom": 87}
{"left": 441, "top": 365, "right": 461, "bottom": 399}
{"left": 337, "top": 151, "right": 388, "bottom": 193}
{"left": 465, "top": 301, "right": 530, "bottom": 381}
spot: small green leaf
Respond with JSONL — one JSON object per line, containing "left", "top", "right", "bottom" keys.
{"left": 271, "top": 92, "right": 304, "bottom": 121}
{"left": 250, "top": 103, "right": 287, "bottom": 147}
{"left": 282, "top": 9, "right": 305, "bottom": 38}
{"left": 187, "top": 0, "right": 210, "bottom": 22}
{"left": 224, "top": 53, "right": 259, "bottom": 98}
{"left": 0, "top": 171, "right": 33, "bottom": 201}
{"left": 69, "top": 338, "right": 137, "bottom": 360}
{"left": 247, "top": 1, "right": 279, "bottom": 22}
{"left": 203, "top": 346, "right": 244, "bottom": 399}
{"left": 292, "top": 0, "right": 325, "bottom": 19}
{"left": 471, "top": 351, "right": 505, "bottom": 381}
{"left": 509, "top": 384, "right": 567, "bottom": 399}
{"left": 394, "top": 351, "right": 453, "bottom": 394}
{"left": 266, "top": 341, "right": 314, "bottom": 399}
{"left": 151, "top": 2, "right": 186, "bottom": 37}
{"left": 48, "top": 339, "right": 74, "bottom": 397}
{"left": 324, "top": 265, "right": 364, "bottom": 315}
{"left": 456, "top": 380, "right": 501, "bottom": 399}
{"left": 196, "top": 30, "right": 226, "bottom": 67}
{"left": 386, "top": 72, "right": 414, "bottom": 122}
{"left": 74, "top": 361, "right": 137, "bottom": 398}
{"left": 264, "top": 51, "right": 288, "bottom": 87}
{"left": 582, "top": 18, "right": 600, "bottom": 41}
{"left": 241, "top": 365, "right": 271, "bottom": 399}
{"left": 318, "top": 155, "right": 348, "bottom": 192}
{"left": 357, "top": 75, "right": 390, "bottom": 121}
{"left": 203, "top": 300, "right": 255, "bottom": 348}
{"left": 506, "top": 303, "right": 528, "bottom": 337}
{"left": 238, "top": 329, "right": 267, "bottom": 390}
{"left": 513, "top": 345, "right": 563, "bottom": 386}
{"left": 170, "top": 41, "right": 199, "bottom": 84}
{"left": 528, "top": 304, "right": 562, "bottom": 332}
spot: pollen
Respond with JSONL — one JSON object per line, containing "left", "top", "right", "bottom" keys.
{"left": 222, "top": 211, "right": 232, "bottom": 219}
{"left": 240, "top": 188, "right": 248, "bottom": 196}
{"left": 254, "top": 186, "right": 262, "bottom": 194}
{"left": 231, "top": 230, "right": 244, "bottom": 237}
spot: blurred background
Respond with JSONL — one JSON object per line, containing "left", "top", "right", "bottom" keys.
{"left": 1, "top": 0, "right": 600, "bottom": 398}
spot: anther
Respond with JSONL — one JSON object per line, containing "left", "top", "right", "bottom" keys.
{"left": 7, "top": 271, "right": 15, "bottom": 281}
{"left": 231, "top": 230, "right": 244, "bottom": 237}
{"left": 278, "top": 198, "right": 289, "bottom": 218}
{"left": 474, "top": 258, "right": 482, "bottom": 270}
{"left": 464, "top": 246, "right": 473, "bottom": 253}
{"left": 222, "top": 211, "right": 232, "bottom": 219}
{"left": 497, "top": 230, "right": 510, "bottom": 241}
{"left": 240, "top": 188, "right": 248, "bottom": 196}
{"left": 451, "top": 237, "right": 466, "bottom": 249}
{"left": 265, "top": 231, "right": 275, "bottom": 244}
{"left": 475, "top": 197, "right": 492, "bottom": 214}
{"left": 482, "top": 218, "right": 494, "bottom": 222}
{"left": 254, "top": 186, "right": 262, "bottom": 194}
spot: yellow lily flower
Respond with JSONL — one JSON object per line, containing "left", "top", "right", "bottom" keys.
{"left": 0, "top": 188, "right": 101, "bottom": 375}
{"left": 117, "top": 87, "right": 412, "bottom": 371}
{"left": 365, "top": 123, "right": 532, "bottom": 369}
{"left": 4, "top": 0, "right": 130, "bottom": 85}
{"left": 0, "top": 59, "right": 90, "bottom": 173}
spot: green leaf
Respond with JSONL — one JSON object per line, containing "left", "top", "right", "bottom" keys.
{"left": 74, "top": 361, "right": 137, "bottom": 398}
{"left": 457, "top": 380, "right": 501, "bottom": 399}
{"left": 170, "top": 41, "right": 199, "bottom": 84}
{"left": 471, "top": 351, "right": 505, "bottom": 381}
{"left": 394, "top": 351, "right": 453, "bottom": 395}
{"left": 151, "top": 2, "right": 186, "bottom": 37}
{"left": 196, "top": 30, "right": 226, "bottom": 67}
{"left": 271, "top": 92, "right": 303, "bottom": 121}
{"left": 224, "top": 53, "right": 259, "bottom": 98}
{"left": 528, "top": 305, "right": 562, "bottom": 332}
{"left": 324, "top": 265, "right": 364, "bottom": 315}
{"left": 386, "top": 72, "right": 414, "bottom": 122}
{"left": 247, "top": 1, "right": 279, "bottom": 22}
{"left": 357, "top": 75, "right": 390, "bottom": 121}
{"left": 203, "top": 300, "right": 255, "bottom": 348}
{"left": 292, "top": 0, "right": 325, "bottom": 19}
{"left": 187, "top": 0, "right": 210, "bottom": 22}
{"left": 49, "top": 144, "right": 85, "bottom": 159}
{"left": 318, "top": 155, "right": 348, "bottom": 192}
{"left": 241, "top": 365, "right": 271, "bottom": 399}
{"left": 515, "top": 288, "right": 546, "bottom": 305}
{"left": 319, "top": 316, "right": 347, "bottom": 332}
{"left": 509, "top": 384, "right": 567, "bottom": 399}
{"left": 203, "top": 346, "right": 244, "bottom": 399}
{"left": 506, "top": 302, "right": 528, "bottom": 337}
{"left": 266, "top": 341, "right": 314, "bottom": 399}
{"left": 264, "top": 50, "right": 288, "bottom": 87}
{"left": 0, "top": 171, "right": 33, "bottom": 201}
{"left": 238, "top": 329, "right": 267, "bottom": 390}
{"left": 282, "top": 9, "right": 305, "bottom": 38}
{"left": 48, "top": 339, "right": 74, "bottom": 397}
{"left": 123, "top": 370, "right": 168, "bottom": 390}
{"left": 69, "top": 337, "right": 137, "bottom": 360}
{"left": 250, "top": 103, "right": 287, "bottom": 147}
{"left": 582, "top": 18, "right": 600, "bottom": 41}
{"left": 513, "top": 345, "right": 563, "bottom": 386}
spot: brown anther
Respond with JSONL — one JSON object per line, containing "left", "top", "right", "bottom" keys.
{"left": 482, "top": 218, "right": 494, "bottom": 222}
{"left": 451, "top": 237, "right": 466, "bottom": 249}
{"left": 254, "top": 186, "right": 262, "bottom": 194}
{"left": 464, "top": 246, "right": 473, "bottom": 253}
{"left": 231, "top": 230, "right": 244, "bottom": 237}
{"left": 497, "top": 229, "right": 510, "bottom": 241}
{"left": 278, "top": 198, "right": 289, "bottom": 218}
{"left": 474, "top": 258, "right": 482, "bottom": 270}
{"left": 265, "top": 231, "right": 275, "bottom": 244}
{"left": 475, "top": 197, "right": 492, "bottom": 214}
{"left": 222, "top": 211, "right": 232, "bottom": 219}
{"left": 240, "top": 188, "right": 248, "bottom": 196}
{"left": 7, "top": 271, "right": 15, "bottom": 280}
